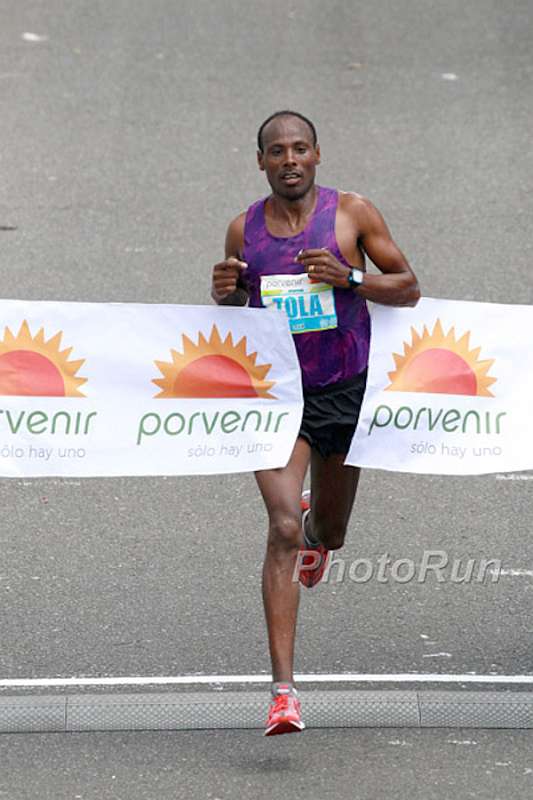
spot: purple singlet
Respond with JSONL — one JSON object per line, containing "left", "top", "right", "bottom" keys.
{"left": 242, "top": 185, "right": 371, "bottom": 390}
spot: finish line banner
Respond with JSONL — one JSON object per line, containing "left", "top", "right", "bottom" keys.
{"left": 346, "top": 297, "right": 533, "bottom": 475}
{"left": 0, "top": 301, "right": 303, "bottom": 477}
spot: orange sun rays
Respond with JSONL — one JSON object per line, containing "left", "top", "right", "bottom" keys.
{"left": 386, "top": 319, "right": 496, "bottom": 397}
{"left": 153, "top": 325, "right": 276, "bottom": 399}
{"left": 0, "top": 320, "right": 86, "bottom": 397}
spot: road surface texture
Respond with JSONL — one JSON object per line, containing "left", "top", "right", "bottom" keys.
{"left": 0, "top": 0, "right": 532, "bottom": 798}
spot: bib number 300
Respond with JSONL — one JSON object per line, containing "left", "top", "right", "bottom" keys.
{"left": 260, "top": 274, "right": 338, "bottom": 334}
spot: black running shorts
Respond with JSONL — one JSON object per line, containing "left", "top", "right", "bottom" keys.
{"left": 298, "top": 370, "right": 367, "bottom": 459}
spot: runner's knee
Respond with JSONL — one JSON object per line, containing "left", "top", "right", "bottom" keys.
{"left": 267, "top": 515, "right": 302, "bottom": 551}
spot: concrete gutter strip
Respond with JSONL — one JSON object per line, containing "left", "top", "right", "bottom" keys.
{"left": 2, "top": 690, "right": 533, "bottom": 733}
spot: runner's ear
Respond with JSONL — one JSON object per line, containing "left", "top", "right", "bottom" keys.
{"left": 257, "top": 150, "right": 265, "bottom": 171}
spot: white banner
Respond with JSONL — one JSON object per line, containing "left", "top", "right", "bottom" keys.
{"left": 346, "top": 297, "right": 533, "bottom": 475}
{"left": 0, "top": 301, "right": 303, "bottom": 477}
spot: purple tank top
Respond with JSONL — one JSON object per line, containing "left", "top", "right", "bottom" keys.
{"left": 242, "top": 185, "right": 371, "bottom": 390}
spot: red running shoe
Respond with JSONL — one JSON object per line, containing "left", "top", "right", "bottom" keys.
{"left": 264, "top": 684, "right": 305, "bottom": 736}
{"left": 298, "top": 490, "right": 330, "bottom": 588}
{"left": 300, "top": 489, "right": 311, "bottom": 513}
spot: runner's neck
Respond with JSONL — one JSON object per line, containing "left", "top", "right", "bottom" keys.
{"left": 266, "top": 185, "right": 319, "bottom": 235}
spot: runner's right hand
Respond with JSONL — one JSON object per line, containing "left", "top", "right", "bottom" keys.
{"left": 211, "top": 257, "right": 248, "bottom": 302}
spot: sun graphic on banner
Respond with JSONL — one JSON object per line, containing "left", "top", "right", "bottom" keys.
{"left": 0, "top": 321, "right": 87, "bottom": 397}
{"left": 153, "top": 325, "right": 276, "bottom": 399}
{"left": 386, "top": 319, "right": 496, "bottom": 397}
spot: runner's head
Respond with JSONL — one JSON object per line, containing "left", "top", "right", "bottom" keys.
{"left": 257, "top": 111, "right": 320, "bottom": 201}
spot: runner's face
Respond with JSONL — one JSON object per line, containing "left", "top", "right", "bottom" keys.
{"left": 257, "top": 117, "right": 320, "bottom": 200}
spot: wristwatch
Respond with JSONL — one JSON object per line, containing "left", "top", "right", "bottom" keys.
{"left": 347, "top": 268, "right": 364, "bottom": 288}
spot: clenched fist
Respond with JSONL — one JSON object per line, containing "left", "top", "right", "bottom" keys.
{"left": 211, "top": 257, "right": 248, "bottom": 305}
{"left": 296, "top": 248, "right": 353, "bottom": 288}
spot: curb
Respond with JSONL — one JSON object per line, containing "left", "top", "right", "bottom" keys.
{"left": 2, "top": 690, "right": 533, "bottom": 733}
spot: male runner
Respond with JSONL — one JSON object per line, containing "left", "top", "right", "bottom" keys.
{"left": 211, "top": 110, "right": 420, "bottom": 736}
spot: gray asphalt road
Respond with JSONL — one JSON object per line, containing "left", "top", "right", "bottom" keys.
{"left": 2, "top": 727, "right": 533, "bottom": 800}
{"left": 1, "top": 0, "right": 533, "bottom": 797}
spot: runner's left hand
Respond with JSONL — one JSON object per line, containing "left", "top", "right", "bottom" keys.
{"left": 295, "top": 248, "right": 351, "bottom": 288}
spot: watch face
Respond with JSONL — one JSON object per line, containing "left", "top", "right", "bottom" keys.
{"left": 350, "top": 269, "right": 363, "bottom": 285}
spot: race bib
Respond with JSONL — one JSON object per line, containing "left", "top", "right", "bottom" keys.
{"left": 260, "top": 273, "right": 338, "bottom": 334}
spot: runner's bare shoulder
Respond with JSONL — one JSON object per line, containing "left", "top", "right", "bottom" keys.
{"left": 338, "top": 191, "right": 375, "bottom": 216}
{"left": 338, "top": 191, "right": 388, "bottom": 233}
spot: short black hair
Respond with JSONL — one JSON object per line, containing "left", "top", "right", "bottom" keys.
{"left": 257, "top": 110, "right": 318, "bottom": 152}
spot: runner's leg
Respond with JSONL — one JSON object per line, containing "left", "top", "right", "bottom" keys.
{"left": 307, "top": 452, "right": 361, "bottom": 550}
{"left": 255, "top": 437, "right": 311, "bottom": 683}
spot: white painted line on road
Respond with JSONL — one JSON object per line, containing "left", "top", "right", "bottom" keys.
{"left": 2, "top": 673, "right": 533, "bottom": 688}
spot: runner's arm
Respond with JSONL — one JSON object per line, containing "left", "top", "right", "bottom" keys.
{"left": 356, "top": 198, "right": 420, "bottom": 307}
{"left": 211, "top": 214, "right": 249, "bottom": 306}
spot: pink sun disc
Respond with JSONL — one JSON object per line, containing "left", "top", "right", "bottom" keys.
{"left": 0, "top": 350, "right": 65, "bottom": 396}
{"left": 399, "top": 348, "right": 477, "bottom": 395}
